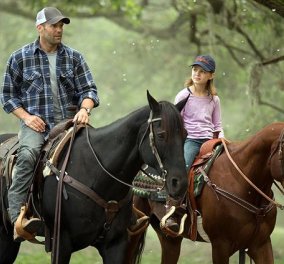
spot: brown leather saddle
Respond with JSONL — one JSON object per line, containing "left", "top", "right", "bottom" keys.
{"left": 186, "top": 138, "right": 224, "bottom": 240}
{"left": 137, "top": 138, "right": 225, "bottom": 238}
{"left": 0, "top": 120, "right": 84, "bottom": 242}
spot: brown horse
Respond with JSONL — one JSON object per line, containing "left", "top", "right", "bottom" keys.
{"left": 126, "top": 122, "right": 284, "bottom": 264}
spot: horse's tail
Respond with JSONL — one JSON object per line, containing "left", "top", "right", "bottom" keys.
{"left": 133, "top": 230, "right": 147, "bottom": 264}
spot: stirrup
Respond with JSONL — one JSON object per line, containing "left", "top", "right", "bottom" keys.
{"left": 160, "top": 206, "right": 187, "bottom": 237}
{"left": 128, "top": 206, "right": 150, "bottom": 236}
{"left": 14, "top": 205, "right": 44, "bottom": 244}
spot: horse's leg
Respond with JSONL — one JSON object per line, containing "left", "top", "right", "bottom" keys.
{"left": 157, "top": 233, "right": 183, "bottom": 264}
{"left": 151, "top": 218, "right": 183, "bottom": 264}
{"left": 211, "top": 240, "right": 230, "bottom": 264}
{"left": 124, "top": 196, "right": 151, "bottom": 264}
{"left": 51, "top": 230, "right": 72, "bottom": 264}
{"left": 0, "top": 224, "right": 20, "bottom": 264}
{"left": 247, "top": 238, "right": 274, "bottom": 264}
{"left": 98, "top": 232, "right": 129, "bottom": 264}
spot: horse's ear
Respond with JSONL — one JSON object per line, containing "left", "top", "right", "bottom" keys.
{"left": 147, "top": 90, "right": 160, "bottom": 113}
{"left": 175, "top": 96, "right": 189, "bottom": 112}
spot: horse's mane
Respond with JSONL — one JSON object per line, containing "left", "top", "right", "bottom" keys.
{"left": 159, "top": 100, "right": 184, "bottom": 141}
{"left": 95, "top": 101, "right": 184, "bottom": 142}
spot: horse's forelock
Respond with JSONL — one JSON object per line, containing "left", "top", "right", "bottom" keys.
{"left": 160, "top": 101, "right": 184, "bottom": 141}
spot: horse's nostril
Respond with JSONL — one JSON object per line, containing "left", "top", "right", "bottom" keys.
{"left": 172, "top": 178, "right": 178, "bottom": 188}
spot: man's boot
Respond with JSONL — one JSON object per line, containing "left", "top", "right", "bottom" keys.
{"left": 14, "top": 205, "right": 43, "bottom": 242}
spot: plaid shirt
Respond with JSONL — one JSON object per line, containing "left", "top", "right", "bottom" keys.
{"left": 0, "top": 38, "right": 99, "bottom": 132}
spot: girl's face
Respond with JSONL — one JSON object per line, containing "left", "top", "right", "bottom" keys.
{"left": 191, "top": 66, "right": 214, "bottom": 85}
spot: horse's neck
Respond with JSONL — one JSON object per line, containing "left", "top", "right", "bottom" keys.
{"left": 96, "top": 107, "right": 149, "bottom": 145}
{"left": 230, "top": 125, "right": 283, "bottom": 185}
{"left": 87, "top": 108, "right": 149, "bottom": 177}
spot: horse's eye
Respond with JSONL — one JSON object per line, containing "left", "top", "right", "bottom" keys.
{"left": 157, "top": 131, "right": 166, "bottom": 139}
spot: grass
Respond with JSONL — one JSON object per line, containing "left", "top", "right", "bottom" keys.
{"left": 14, "top": 191, "right": 284, "bottom": 263}
{"left": 14, "top": 224, "right": 284, "bottom": 263}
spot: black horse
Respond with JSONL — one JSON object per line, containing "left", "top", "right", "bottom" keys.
{"left": 0, "top": 91, "right": 188, "bottom": 264}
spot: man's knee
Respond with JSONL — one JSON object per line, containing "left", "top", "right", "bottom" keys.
{"left": 17, "top": 147, "right": 40, "bottom": 165}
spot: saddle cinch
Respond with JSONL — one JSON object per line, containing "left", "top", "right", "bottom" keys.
{"left": 133, "top": 138, "right": 225, "bottom": 239}
{"left": 0, "top": 120, "right": 85, "bottom": 244}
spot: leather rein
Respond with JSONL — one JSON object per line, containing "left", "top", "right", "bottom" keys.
{"left": 85, "top": 110, "right": 167, "bottom": 191}
{"left": 199, "top": 137, "right": 284, "bottom": 217}
{"left": 48, "top": 110, "right": 167, "bottom": 263}
{"left": 49, "top": 110, "right": 166, "bottom": 212}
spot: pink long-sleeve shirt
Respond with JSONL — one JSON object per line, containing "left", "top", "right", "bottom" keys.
{"left": 175, "top": 88, "right": 224, "bottom": 139}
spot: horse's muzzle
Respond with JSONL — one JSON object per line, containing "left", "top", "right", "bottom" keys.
{"left": 167, "top": 174, "right": 188, "bottom": 200}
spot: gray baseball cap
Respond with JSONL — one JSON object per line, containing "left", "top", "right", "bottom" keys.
{"left": 36, "top": 7, "right": 70, "bottom": 26}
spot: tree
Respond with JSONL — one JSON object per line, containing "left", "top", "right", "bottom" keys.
{"left": 1, "top": 0, "right": 283, "bottom": 89}
{"left": 0, "top": 0, "right": 284, "bottom": 136}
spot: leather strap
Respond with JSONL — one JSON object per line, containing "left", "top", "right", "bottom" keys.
{"left": 52, "top": 122, "right": 79, "bottom": 264}
{"left": 221, "top": 138, "right": 284, "bottom": 209}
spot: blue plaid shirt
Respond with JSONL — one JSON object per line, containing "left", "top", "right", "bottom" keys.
{"left": 0, "top": 38, "right": 99, "bottom": 132}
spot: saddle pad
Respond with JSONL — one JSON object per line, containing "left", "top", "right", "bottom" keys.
{"left": 133, "top": 144, "right": 224, "bottom": 201}
{"left": 193, "top": 144, "right": 224, "bottom": 197}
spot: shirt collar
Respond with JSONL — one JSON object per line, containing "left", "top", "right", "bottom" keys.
{"left": 33, "top": 38, "right": 65, "bottom": 54}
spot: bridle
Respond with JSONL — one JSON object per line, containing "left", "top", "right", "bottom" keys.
{"left": 268, "top": 129, "right": 284, "bottom": 179}
{"left": 138, "top": 110, "right": 167, "bottom": 183}
{"left": 50, "top": 110, "right": 169, "bottom": 263}
{"left": 86, "top": 109, "right": 167, "bottom": 190}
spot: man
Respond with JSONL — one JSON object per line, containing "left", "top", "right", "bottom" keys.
{"left": 0, "top": 7, "right": 99, "bottom": 241}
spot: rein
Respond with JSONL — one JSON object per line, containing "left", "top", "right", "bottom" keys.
{"left": 47, "top": 109, "right": 173, "bottom": 258}
{"left": 85, "top": 110, "right": 166, "bottom": 191}
{"left": 221, "top": 138, "right": 284, "bottom": 210}
{"left": 200, "top": 167, "right": 275, "bottom": 215}
{"left": 52, "top": 121, "right": 78, "bottom": 264}
{"left": 278, "top": 129, "right": 284, "bottom": 178}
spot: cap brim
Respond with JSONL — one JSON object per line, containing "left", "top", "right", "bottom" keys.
{"left": 47, "top": 16, "right": 70, "bottom": 25}
{"left": 191, "top": 62, "right": 212, "bottom": 72}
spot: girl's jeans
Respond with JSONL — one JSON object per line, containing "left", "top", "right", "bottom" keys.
{"left": 184, "top": 138, "right": 209, "bottom": 172}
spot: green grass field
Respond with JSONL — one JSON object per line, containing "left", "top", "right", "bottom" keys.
{"left": 13, "top": 189, "right": 284, "bottom": 263}
{"left": 14, "top": 224, "right": 284, "bottom": 264}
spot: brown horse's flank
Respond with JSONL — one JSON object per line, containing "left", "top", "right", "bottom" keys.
{"left": 127, "top": 122, "right": 284, "bottom": 264}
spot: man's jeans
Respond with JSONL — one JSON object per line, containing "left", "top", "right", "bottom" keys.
{"left": 184, "top": 138, "right": 209, "bottom": 172}
{"left": 8, "top": 125, "right": 45, "bottom": 223}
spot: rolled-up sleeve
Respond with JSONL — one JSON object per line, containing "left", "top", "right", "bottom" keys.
{"left": 74, "top": 54, "right": 99, "bottom": 107}
{"left": 212, "top": 96, "right": 224, "bottom": 137}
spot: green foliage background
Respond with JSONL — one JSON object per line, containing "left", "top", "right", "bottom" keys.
{"left": 0, "top": 1, "right": 284, "bottom": 263}
{"left": 1, "top": 4, "right": 283, "bottom": 140}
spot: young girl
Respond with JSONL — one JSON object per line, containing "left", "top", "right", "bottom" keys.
{"left": 175, "top": 55, "right": 224, "bottom": 172}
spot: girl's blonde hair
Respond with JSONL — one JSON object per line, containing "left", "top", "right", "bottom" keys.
{"left": 184, "top": 77, "right": 217, "bottom": 96}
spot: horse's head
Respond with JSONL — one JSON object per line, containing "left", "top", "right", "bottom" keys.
{"left": 138, "top": 91, "right": 188, "bottom": 200}
{"left": 270, "top": 132, "right": 284, "bottom": 188}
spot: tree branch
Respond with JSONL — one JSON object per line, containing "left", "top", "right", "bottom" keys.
{"left": 253, "top": 0, "right": 284, "bottom": 18}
